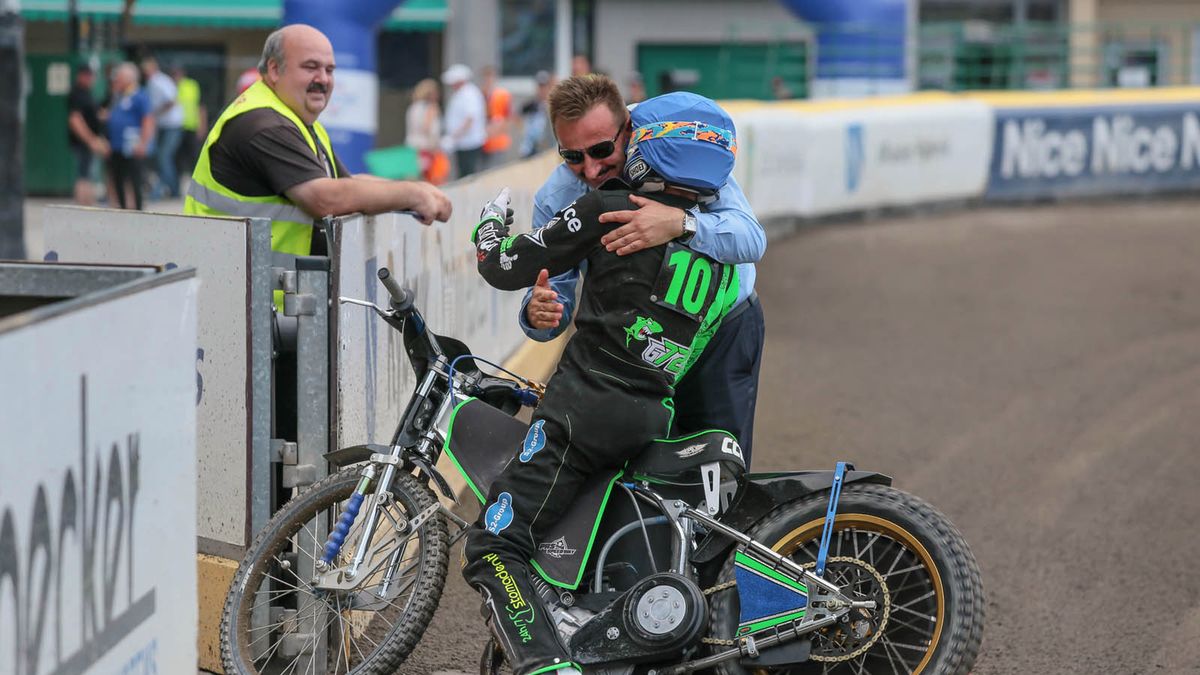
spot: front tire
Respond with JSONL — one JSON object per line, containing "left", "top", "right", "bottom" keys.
{"left": 220, "top": 468, "right": 450, "bottom": 674}
{"left": 709, "top": 484, "right": 984, "bottom": 674}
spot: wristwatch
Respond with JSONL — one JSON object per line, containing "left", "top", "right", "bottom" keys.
{"left": 679, "top": 211, "right": 698, "bottom": 244}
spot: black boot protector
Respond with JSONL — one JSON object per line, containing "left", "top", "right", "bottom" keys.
{"left": 464, "top": 549, "right": 574, "bottom": 675}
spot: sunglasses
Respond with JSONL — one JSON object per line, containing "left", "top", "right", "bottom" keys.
{"left": 558, "top": 124, "right": 624, "bottom": 165}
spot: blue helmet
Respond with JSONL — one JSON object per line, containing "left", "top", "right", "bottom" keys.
{"left": 623, "top": 92, "right": 737, "bottom": 196}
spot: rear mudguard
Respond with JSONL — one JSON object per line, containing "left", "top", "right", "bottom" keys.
{"left": 692, "top": 469, "right": 892, "bottom": 565}
{"left": 324, "top": 444, "right": 458, "bottom": 502}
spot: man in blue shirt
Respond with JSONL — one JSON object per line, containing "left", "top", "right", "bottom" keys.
{"left": 106, "top": 62, "right": 156, "bottom": 210}
{"left": 522, "top": 75, "right": 766, "bottom": 464}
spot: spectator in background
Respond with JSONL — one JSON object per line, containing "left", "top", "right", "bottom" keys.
{"left": 236, "top": 66, "right": 260, "bottom": 95}
{"left": 172, "top": 64, "right": 207, "bottom": 181}
{"left": 519, "top": 70, "right": 552, "bottom": 158}
{"left": 106, "top": 62, "right": 155, "bottom": 210}
{"left": 771, "top": 76, "right": 794, "bottom": 100}
{"left": 440, "top": 63, "right": 486, "bottom": 179}
{"left": 571, "top": 53, "right": 592, "bottom": 76}
{"left": 67, "top": 64, "right": 109, "bottom": 205}
{"left": 626, "top": 72, "right": 646, "bottom": 104}
{"left": 405, "top": 77, "right": 449, "bottom": 184}
{"left": 142, "top": 55, "right": 184, "bottom": 199}
{"left": 480, "top": 65, "right": 512, "bottom": 169}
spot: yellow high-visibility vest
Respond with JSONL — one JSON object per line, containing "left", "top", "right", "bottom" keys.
{"left": 178, "top": 77, "right": 201, "bottom": 131}
{"left": 185, "top": 79, "right": 339, "bottom": 258}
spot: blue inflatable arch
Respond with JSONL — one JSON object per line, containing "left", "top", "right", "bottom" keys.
{"left": 283, "top": 0, "right": 406, "bottom": 173}
{"left": 779, "top": 0, "right": 911, "bottom": 96}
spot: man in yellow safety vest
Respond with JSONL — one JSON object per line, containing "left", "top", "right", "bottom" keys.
{"left": 185, "top": 23, "right": 451, "bottom": 259}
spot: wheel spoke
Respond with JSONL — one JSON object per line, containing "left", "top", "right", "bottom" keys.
{"left": 883, "top": 611, "right": 934, "bottom": 635}
{"left": 880, "top": 638, "right": 932, "bottom": 654}
{"left": 854, "top": 531, "right": 881, "bottom": 561}
{"left": 227, "top": 474, "right": 447, "bottom": 673}
{"left": 876, "top": 633, "right": 919, "bottom": 673}
{"left": 882, "top": 563, "right": 925, "bottom": 579}
{"left": 893, "top": 589, "right": 936, "bottom": 611}
{"left": 890, "top": 603, "right": 937, "bottom": 623}
{"left": 246, "top": 594, "right": 329, "bottom": 648}
{"left": 862, "top": 637, "right": 904, "bottom": 675}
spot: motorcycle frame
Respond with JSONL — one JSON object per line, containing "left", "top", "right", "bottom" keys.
{"left": 324, "top": 294, "right": 876, "bottom": 671}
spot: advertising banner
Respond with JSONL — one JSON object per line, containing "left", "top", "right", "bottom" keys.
{"left": 0, "top": 270, "right": 199, "bottom": 675}
{"left": 986, "top": 104, "right": 1200, "bottom": 199}
{"left": 733, "top": 100, "right": 992, "bottom": 219}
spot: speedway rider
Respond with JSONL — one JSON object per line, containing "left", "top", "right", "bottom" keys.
{"left": 463, "top": 92, "right": 741, "bottom": 675}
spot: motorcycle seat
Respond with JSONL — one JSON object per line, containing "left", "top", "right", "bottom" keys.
{"left": 628, "top": 430, "right": 747, "bottom": 484}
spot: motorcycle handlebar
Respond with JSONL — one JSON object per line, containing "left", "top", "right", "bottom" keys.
{"left": 377, "top": 268, "right": 414, "bottom": 313}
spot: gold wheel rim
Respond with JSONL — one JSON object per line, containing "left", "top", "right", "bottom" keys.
{"left": 771, "top": 513, "right": 945, "bottom": 674}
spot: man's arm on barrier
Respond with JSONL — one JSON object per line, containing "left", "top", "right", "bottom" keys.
{"left": 287, "top": 177, "right": 452, "bottom": 225}
{"left": 598, "top": 175, "right": 765, "bottom": 264}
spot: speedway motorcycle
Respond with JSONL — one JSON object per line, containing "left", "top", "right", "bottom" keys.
{"left": 218, "top": 268, "right": 984, "bottom": 675}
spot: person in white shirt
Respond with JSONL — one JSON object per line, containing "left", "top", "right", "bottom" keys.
{"left": 440, "top": 63, "right": 486, "bottom": 178}
{"left": 142, "top": 55, "right": 185, "bottom": 198}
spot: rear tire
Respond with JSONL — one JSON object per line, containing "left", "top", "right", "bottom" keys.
{"left": 709, "top": 484, "right": 983, "bottom": 674}
{"left": 220, "top": 467, "right": 449, "bottom": 674}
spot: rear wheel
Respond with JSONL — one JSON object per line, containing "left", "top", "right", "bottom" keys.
{"left": 709, "top": 484, "right": 983, "bottom": 674}
{"left": 220, "top": 467, "right": 450, "bottom": 674}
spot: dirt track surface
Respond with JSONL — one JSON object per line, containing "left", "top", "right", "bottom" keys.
{"left": 399, "top": 198, "right": 1200, "bottom": 674}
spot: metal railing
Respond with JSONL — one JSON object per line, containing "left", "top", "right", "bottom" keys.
{"left": 699, "top": 20, "right": 1200, "bottom": 99}
{"left": 919, "top": 21, "right": 1200, "bottom": 91}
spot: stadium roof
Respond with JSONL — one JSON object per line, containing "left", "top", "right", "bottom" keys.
{"left": 20, "top": 0, "right": 447, "bottom": 30}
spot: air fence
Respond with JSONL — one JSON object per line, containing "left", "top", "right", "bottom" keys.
{"left": 9, "top": 86, "right": 1200, "bottom": 674}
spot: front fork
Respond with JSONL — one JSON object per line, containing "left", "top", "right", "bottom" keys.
{"left": 313, "top": 456, "right": 395, "bottom": 579}
{"left": 314, "top": 445, "right": 471, "bottom": 590}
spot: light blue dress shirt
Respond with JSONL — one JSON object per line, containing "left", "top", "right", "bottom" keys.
{"left": 519, "top": 163, "right": 765, "bottom": 341}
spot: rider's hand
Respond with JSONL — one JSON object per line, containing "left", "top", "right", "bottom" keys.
{"left": 479, "top": 187, "right": 514, "bottom": 229}
{"left": 526, "top": 268, "right": 563, "bottom": 330}
{"left": 599, "top": 195, "right": 685, "bottom": 255}
{"left": 407, "top": 182, "right": 453, "bottom": 225}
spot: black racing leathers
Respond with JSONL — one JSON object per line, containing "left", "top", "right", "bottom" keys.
{"left": 462, "top": 184, "right": 737, "bottom": 674}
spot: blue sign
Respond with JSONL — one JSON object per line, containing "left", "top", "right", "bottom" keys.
{"left": 520, "top": 420, "right": 546, "bottom": 462}
{"left": 845, "top": 122, "right": 864, "bottom": 193}
{"left": 986, "top": 104, "right": 1200, "bottom": 200}
{"left": 485, "top": 492, "right": 515, "bottom": 534}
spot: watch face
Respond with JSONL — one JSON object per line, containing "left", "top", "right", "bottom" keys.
{"left": 684, "top": 214, "right": 698, "bottom": 234}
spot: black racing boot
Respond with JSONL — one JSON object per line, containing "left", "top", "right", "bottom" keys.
{"left": 465, "top": 552, "right": 579, "bottom": 675}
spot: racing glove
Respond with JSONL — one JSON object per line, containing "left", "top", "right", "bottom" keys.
{"left": 472, "top": 187, "right": 514, "bottom": 244}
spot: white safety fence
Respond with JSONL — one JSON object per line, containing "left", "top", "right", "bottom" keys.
{"left": 729, "top": 100, "right": 994, "bottom": 219}
{"left": 38, "top": 209, "right": 273, "bottom": 556}
{"left": 726, "top": 88, "right": 1200, "bottom": 218}
{"left": 334, "top": 154, "right": 560, "bottom": 448}
{"left": 0, "top": 267, "right": 199, "bottom": 675}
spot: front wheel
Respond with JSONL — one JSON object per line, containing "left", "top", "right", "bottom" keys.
{"left": 709, "top": 484, "right": 984, "bottom": 674}
{"left": 220, "top": 467, "right": 450, "bottom": 674}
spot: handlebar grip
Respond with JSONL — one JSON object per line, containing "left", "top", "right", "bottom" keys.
{"left": 377, "top": 268, "right": 414, "bottom": 313}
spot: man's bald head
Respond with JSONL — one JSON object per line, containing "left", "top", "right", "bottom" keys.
{"left": 258, "top": 24, "right": 332, "bottom": 77}
{"left": 258, "top": 23, "right": 336, "bottom": 124}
